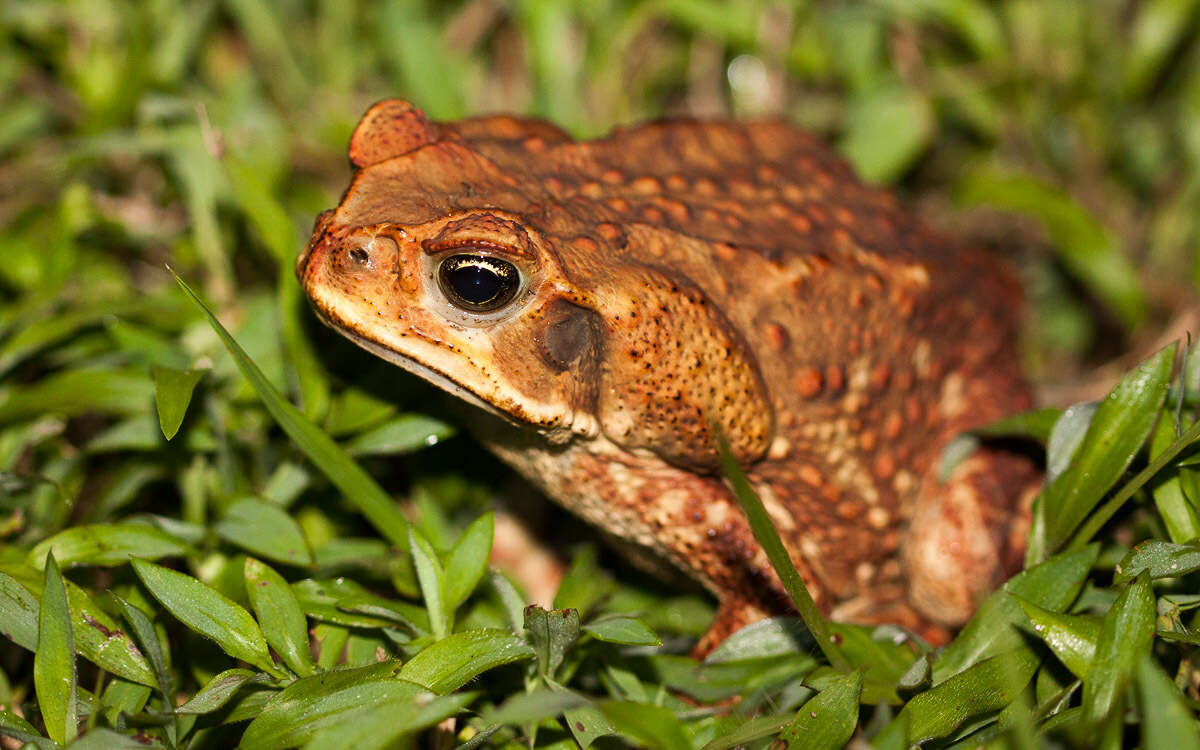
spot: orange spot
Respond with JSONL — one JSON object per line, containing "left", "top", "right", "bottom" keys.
{"left": 523, "top": 137, "right": 546, "bottom": 152}
{"left": 825, "top": 365, "right": 845, "bottom": 393}
{"left": 660, "top": 199, "right": 690, "bottom": 223}
{"left": 580, "top": 181, "right": 603, "bottom": 198}
{"left": 837, "top": 501, "right": 861, "bottom": 520}
{"left": 666, "top": 174, "right": 688, "bottom": 191}
{"left": 765, "top": 323, "right": 789, "bottom": 351}
{"left": 641, "top": 206, "right": 664, "bottom": 223}
{"left": 870, "top": 363, "right": 891, "bottom": 391}
{"left": 796, "top": 367, "right": 823, "bottom": 398}
{"left": 597, "top": 223, "right": 622, "bottom": 240}
{"left": 601, "top": 168, "right": 624, "bottom": 184}
{"left": 799, "top": 464, "right": 824, "bottom": 486}
{"left": 882, "top": 412, "right": 903, "bottom": 439}
{"left": 873, "top": 453, "right": 895, "bottom": 480}
{"left": 606, "top": 197, "right": 630, "bottom": 212}
{"left": 631, "top": 176, "right": 661, "bottom": 194}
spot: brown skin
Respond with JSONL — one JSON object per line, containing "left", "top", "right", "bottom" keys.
{"left": 298, "top": 99, "right": 1040, "bottom": 653}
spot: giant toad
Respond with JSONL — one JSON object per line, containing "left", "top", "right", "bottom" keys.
{"left": 297, "top": 100, "right": 1039, "bottom": 651}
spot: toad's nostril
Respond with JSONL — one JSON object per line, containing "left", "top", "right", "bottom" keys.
{"left": 348, "top": 246, "right": 370, "bottom": 265}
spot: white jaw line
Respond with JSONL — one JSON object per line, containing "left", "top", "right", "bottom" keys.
{"left": 307, "top": 281, "right": 604, "bottom": 439}
{"left": 333, "top": 325, "right": 511, "bottom": 421}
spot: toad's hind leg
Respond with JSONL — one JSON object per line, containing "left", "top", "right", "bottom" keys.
{"left": 901, "top": 449, "right": 1039, "bottom": 627}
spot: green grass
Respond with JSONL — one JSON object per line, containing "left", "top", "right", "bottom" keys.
{"left": 2, "top": 1, "right": 1200, "bottom": 747}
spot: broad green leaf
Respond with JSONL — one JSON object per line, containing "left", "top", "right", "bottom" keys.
{"left": 174, "top": 276, "right": 414, "bottom": 583}
{"left": 1137, "top": 654, "right": 1200, "bottom": 750}
{"left": 0, "top": 708, "right": 55, "bottom": 749}
{"left": 28, "top": 524, "right": 190, "bottom": 569}
{"left": 598, "top": 700, "right": 692, "bottom": 750}
{"left": 65, "top": 728, "right": 157, "bottom": 748}
{"left": 313, "top": 623, "right": 350, "bottom": 670}
{"left": 0, "top": 570, "right": 39, "bottom": 650}
{"left": 0, "top": 563, "right": 156, "bottom": 687}
{"left": 241, "top": 662, "right": 415, "bottom": 750}
{"left": 490, "top": 570, "right": 526, "bottom": 632}
{"left": 112, "top": 595, "right": 171, "bottom": 699}
{"left": 443, "top": 512, "right": 493, "bottom": 608}
{"left": 826, "top": 624, "right": 917, "bottom": 705}
{"left": 215, "top": 497, "right": 312, "bottom": 567}
{"left": 700, "top": 714, "right": 794, "bottom": 750}
{"left": 1083, "top": 572, "right": 1155, "bottom": 723}
{"left": 34, "top": 555, "right": 76, "bottom": 746}
{"left": 1033, "top": 344, "right": 1174, "bottom": 559}
{"left": 409, "top": 527, "right": 449, "bottom": 640}
{"left": 525, "top": 605, "right": 581, "bottom": 679}
{"left": 970, "top": 407, "right": 1062, "bottom": 444}
{"left": 933, "top": 544, "right": 1097, "bottom": 682}
{"left": 1045, "top": 403, "right": 1098, "bottom": 484}
{"left": 1015, "top": 598, "right": 1100, "bottom": 678}
{"left": 481, "top": 687, "right": 590, "bottom": 727}
{"left": 151, "top": 365, "right": 203, "bottom": 440}
{"left": 398, "top": 629, "right": 535, "bottom": 694}
{"left": 552, "top": 546, "right": 610, "bottom": 615}
{"left": 1148, "top": 414, "right": 1200, "bottom": 542}
{"left": 583, "top": 616, "right": 661, "bottom": 646}
{"left": 706, "top": 618, "right": 812, "bottom": 663}
{"left": 901, "top": 647, "right": 1040, "bottom": 743}
{"left": 781, "top": 670, "right": 862, "bottom": 749}
{"left": 176, "top": 668, "right": 260, "bottom": 714}
{"left": 98, "top": 678, "right": 150, "bottom": 726}
{"left": 343, "top": 414, "right": 455, "bottom": 456}
{"left": 303, "top": 691, "right": 476, "bottom": 750}
{"left": 245, "top": 557, "right": 315, "bottom": 677}
{"left": 1115, "top": 540, "right": 1200, "bottom": 583}
{"left": 131, "top": 559, "right": 282, "bottom": 677}
{"left": 291, "top": 578, "right": 421, "bottom": 631}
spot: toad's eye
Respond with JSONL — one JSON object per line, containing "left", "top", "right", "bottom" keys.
{"left": 437, "top": 254, "right": 521, "bottom": 312}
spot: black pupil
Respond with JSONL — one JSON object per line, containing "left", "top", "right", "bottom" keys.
{"left": 439, "top": 255, "right": 518, "bottom": 310}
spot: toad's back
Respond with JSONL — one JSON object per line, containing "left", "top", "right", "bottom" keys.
{"left": 300, "top": 100, "right": 1039, "bottom": 650}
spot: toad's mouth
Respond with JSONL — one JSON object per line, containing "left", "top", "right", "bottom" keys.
{"left": 307, "top": 303, "right": 516, "bottom": 426}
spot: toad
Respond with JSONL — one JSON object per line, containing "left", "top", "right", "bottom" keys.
{"left": 297, "top": 99, "right": 1039, "bottom": 652}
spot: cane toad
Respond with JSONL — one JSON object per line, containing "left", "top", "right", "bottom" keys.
{"left": 297, "top": 100, "right": 1038, "bottom": 651}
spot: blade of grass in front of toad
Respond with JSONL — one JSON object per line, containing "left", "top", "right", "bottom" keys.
{"left": 716, "top": 435, "right": 851, "bottom": 672}
{"left": 172, "top": 273, "right": 413, "bottom": 561}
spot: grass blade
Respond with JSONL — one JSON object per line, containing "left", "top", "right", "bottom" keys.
{"left": 172, "top": 273, "right": 413, "bottom": 558}
{"left": 717, "top": 436, "right": 850, "bottom": 672}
